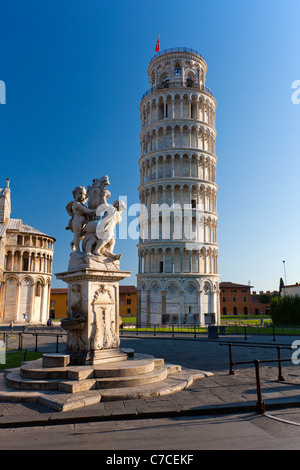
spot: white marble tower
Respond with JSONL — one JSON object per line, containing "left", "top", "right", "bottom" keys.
{"left": 137, "top": 48, "right": 220, "bottom": 327}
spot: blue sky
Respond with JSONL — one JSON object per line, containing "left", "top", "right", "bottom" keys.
{"left": 0, "top": 0, "right": 300, "bottom": 292}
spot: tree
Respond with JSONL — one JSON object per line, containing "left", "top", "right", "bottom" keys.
{"left": 279, "top": 277, "right": 285, "bottom": 293}
{"left": 271, "top": 294, "right": 300, "bottom": 325}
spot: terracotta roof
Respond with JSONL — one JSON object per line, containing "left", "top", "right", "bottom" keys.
{"left": 220, "top": 282, "right": 253, "bottom": 288}
{"left": 51, "top": 288, "right": 68, "bottom": 294}
{"left": 0, "top": 218, "right": 55, "bottom": 239}
{"left": 119, "top": 285, "right": 137, "bottom": 294}
{"left": 282, "top": 284, "right": 300, "bottom": 288}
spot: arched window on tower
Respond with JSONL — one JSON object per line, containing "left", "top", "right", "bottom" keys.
{"left": 163, "top": 76, "right": 170, "bottom": 88}
{"left": 22, "top": 252, "right": 29, "bottom": 272}
{"left": 186, "top": 76, "right": 194, "bottom": 87}
{"left": 36, "top": 281, "right": 41, "bottom": 296}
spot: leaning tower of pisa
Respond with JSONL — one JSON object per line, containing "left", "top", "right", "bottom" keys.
{"left": 137, "top": 47, "right": 220, "bottom": 327}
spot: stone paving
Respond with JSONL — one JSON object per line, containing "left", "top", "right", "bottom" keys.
{"left": 0, "top": 332, "right": 300, "bottom": 427}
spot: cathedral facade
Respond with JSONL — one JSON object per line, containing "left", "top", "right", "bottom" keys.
{"left": 0, "top": 179, "right": 55, "bottom": 323}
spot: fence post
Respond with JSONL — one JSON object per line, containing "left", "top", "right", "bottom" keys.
{"left": 254, "top": 360, "right": 265, "bottom": 414}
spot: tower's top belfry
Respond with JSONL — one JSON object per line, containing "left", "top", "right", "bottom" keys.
{"left": 142, "top": 47, "right": 214, "bottom": 103}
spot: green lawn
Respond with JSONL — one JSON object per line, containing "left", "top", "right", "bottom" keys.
{"left": 0, "top": 351, "right": 43, "bottom": 370}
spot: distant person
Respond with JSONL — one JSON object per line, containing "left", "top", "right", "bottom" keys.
{"left": 10, "top": 320, "right": 14, "bottom": 332}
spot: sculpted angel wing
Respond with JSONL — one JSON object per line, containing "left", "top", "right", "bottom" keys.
{"left": 66, "top": 201, "right": 74, "bottom": 216}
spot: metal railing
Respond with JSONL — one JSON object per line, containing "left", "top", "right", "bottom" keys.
{"left": 219, "top": 341, "right": 293, "bottom": 413}
{"left": 120, "top": 322, "right": 219, "bottom": 338}
{"left": 149, "top": 47, "right": 206, "bottom": 63}
{"left": 142, "top": 81, "right": 214, "bottom": 100}
{"left": 1, "top": 331, "right": 67, "bottom": 354}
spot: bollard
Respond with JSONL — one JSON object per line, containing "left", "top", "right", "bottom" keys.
{"left": 18, "top": 333, "right": 23, "bottom": 351}
{"left": 277, "top": 346, "right": 285, "bottom": 381}
{"left": 254, "top": 360, "right": 265, "bottom": 414}
{"left": 229, "top": 343, "right": 235, "bottom": 375}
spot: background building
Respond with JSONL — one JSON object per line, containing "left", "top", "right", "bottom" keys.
{"left": 49, "top": 288, "right": 68, "bottom": 319}
{"left": 0, "top": 179, "right": 55, "bottom": 323}
{"left": 220, "top": 282, "right": 252, "bottom": 316}
{"left": 50, "top": 285, "right": 137, "bottom": 320}
{"left": 281, "top": 283, "right": 300, "bottom": 298}
{"left": 137, "top": 47, "right": 220, "bottom": 327}
{"left": 119, "top": 285, "right": 137, "bottom": 317}
{"left": 220, "top": 281, "right": 277, "bottom": 316}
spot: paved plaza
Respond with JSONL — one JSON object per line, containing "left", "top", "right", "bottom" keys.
{"left": 1, "top": 331, "right": 300, "bottom": 450}
{"left": 0, "top": 331, "right": 300, "bottom": 430}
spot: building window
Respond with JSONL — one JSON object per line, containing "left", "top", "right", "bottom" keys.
{"left": 50, "top": 300, "right": 55, "bottom": 306}
{"left": 233, "top": 296, "right": 236, "bottom": 302}
{"left": 22, "top": 254, "right": 29, "bottom": 271}
{"left": 243, "top": 296, "right": 247, "bottom": 302}
{"left": 127, "top": 308, "right": 131, "bottom": 314}
{"left": 127, "top": 299, "right": 131, "bottom": 305}
{"left": 231, "top": 289, "right": 236, "bottom": 293}
{"left": 222, "top": 296, "right": 226, "bottom": 302}
{"left": 233, "top": 307, "right": 237, "bottom": 315}
{"left": 223, "top": 307, "right": 227, "bottom": 315}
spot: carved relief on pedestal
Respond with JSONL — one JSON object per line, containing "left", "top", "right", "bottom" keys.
{"left": 91, "top": 284, "right": 120, "bottom": 351}
{"left": 61, "top": 283, "right": 87, "bottom": 351}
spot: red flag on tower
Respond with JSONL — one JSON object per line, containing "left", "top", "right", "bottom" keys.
{"left": 155, "top": 35, "right": 160, "bottom": 52}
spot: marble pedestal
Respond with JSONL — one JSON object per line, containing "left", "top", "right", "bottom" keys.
{"left": 56, "top": 256, "right": 131, "bottom": 365}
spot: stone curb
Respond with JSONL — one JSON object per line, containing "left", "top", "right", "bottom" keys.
{"left": 2, "top": 396, "right": 300, "bottom": 429}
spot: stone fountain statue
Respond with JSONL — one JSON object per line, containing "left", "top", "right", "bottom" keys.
{"left": 56, "top": 176, "right": 131, "bottom": 365}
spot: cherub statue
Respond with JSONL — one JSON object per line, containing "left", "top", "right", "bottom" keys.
{"left": 82, "top": 200, "right": 126, "bottom": 260}
{"left": 66, "top": 186, "right": 97, "bottom": 252}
